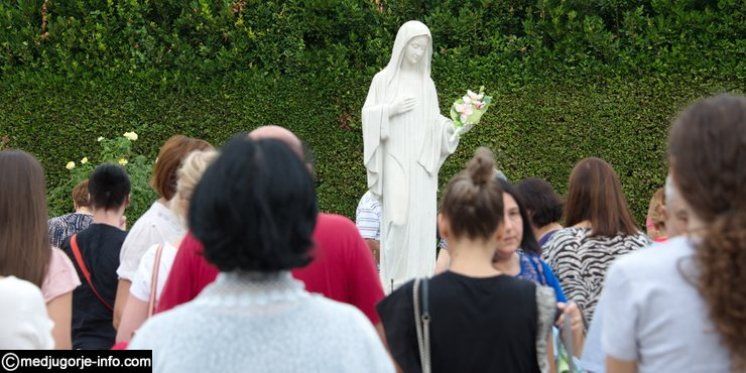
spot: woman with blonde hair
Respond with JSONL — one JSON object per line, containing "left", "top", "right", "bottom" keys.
{"left": 116, "top": 149, "right": 218, "bottom": 343}
{"left": 645, "top": 187, "right": 667, "bottom": 242}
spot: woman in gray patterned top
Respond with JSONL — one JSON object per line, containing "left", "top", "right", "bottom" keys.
{"left": 47, "top": 179, "right": 94, "bottom": 248}
{"left": 542, "top": 158, "right": 651, "bottom": 325}
{"left": 129, "top": 136, "right": 392, "bottom": 373}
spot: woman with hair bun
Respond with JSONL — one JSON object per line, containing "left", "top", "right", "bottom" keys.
{"left": 378, "top": 147, "right": 556, "bottom": 373}
{"left": 602, "top": 94, "right": 746, "bottom": 372}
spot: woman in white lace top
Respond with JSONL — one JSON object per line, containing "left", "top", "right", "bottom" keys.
{"left": 129, "top": 136, "right": 393, "bottom": 373}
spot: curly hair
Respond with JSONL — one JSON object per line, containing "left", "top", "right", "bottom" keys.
{"left": 668, "top": 94, "right": 746, "bottom": 370}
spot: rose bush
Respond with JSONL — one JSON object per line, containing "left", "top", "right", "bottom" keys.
{"left": 48, "top": 132, "right": 156, "bottom": 222}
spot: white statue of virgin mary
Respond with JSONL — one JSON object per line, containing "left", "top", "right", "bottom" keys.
{"left": 362, "top": 21, "right": 462, "bottom": 290}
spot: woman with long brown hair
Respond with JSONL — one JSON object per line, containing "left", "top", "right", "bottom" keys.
{"left": 602, "top": 94, "right": 745, "bottom": 372}
{"left": 542, "top": 157, "right": 650, "bottom": 324}
{"left": 0, "top": 151, "right": 80, "bottom": 349}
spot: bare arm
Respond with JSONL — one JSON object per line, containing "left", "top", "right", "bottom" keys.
{"left": 115, "top": 294, "right": 149, "bottom": 343}
{"left": 364, "top": 239, "right": 380, "bottom": 264}
{"left": 113, "top": 279, "right": 131, "bottom": 329}
{"left": 606, "top": 356, "right": 637, "bottom": 373}
{"left": 46, "top": 293, "right": 72, "bottom": 349}
{"left": 556, "top": 301, "right": 585, "bottom": 356}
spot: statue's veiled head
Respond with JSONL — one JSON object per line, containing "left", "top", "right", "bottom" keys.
{"left": 383, "top": 21, "right": 433, "bottom": 82}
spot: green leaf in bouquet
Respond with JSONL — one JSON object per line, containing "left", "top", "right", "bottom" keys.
{"left": 450, "top": 98, "right": 464, "bottom": 127}
{"left": 467, "top": 109, "right": 485, "bottom": 124}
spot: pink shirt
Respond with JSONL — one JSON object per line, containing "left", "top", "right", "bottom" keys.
{"left": 41, "top": 247, "right": 81, "bottom": 303}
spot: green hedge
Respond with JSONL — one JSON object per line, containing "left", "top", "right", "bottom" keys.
{"left": 0, "top": 0, "right": 744, "bottom": 224}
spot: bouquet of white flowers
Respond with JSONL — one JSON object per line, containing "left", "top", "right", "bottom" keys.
{"left": 450, "top": 86, "right": 492, "bottom": 140}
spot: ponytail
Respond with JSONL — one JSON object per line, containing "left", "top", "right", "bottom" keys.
{"left": 696, "top": 210, "right": 746, "bottom": 370}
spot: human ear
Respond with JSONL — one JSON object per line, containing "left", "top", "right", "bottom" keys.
{"left": 437, "top": 213, "right": 449, "bottom": 239}
{"left": 493, "top": 222, "right": 505, "bottom": 242}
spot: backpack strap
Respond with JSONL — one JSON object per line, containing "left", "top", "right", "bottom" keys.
{"left": 70, "top": 234, "right": 113, "bottom": 311}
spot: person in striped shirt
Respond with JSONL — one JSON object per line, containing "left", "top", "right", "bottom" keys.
{"left": 355, "top": 190, "right": 381, "bottom": 267}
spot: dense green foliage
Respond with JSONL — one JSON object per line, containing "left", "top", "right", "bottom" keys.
{"left": 46, "top": 133, "right": 156, "bottom": 220}
{"left": 1, "top": 0, "right": 744, "bottom": 223}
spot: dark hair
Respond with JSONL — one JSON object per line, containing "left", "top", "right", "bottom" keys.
{"left": 0, "top": 151, "right": 51, "bottom": 287}
{"left": 88, "top": 164, "right": 131, "bottom": 210}
{"left": 564, "top": 157, "right": 639, "bottom": 237}
{"left": 498, "top": 178, "right": 542, "bottom": 255}
{"left": 517, "top": 178, "right": 563, "bottom": 228}
{"left": 668, "top": 94, "right": 746, "bottom": 369}
{"left": 151, "top": 135, "right": 213, "bottom": 200}
{"left": 72, "top": 179, "right": 90, "bottom": 208}
{"left": 440, "top": 147, "right": 504, "bottom": 240}
{"left": 189, "top": 136, "right": 317, "bottom": 272}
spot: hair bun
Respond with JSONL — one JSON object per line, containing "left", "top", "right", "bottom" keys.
{"left": 466, "top": 147, "right": 496, "bottom": 186}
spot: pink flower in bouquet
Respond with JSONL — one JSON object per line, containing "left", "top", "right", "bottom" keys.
{"left": 455, "top": 103, "right": 473, "bottom": 115}
{"left": 466, "top": 89, "right": 484, "bottom": 101}
{"left": 456, "top": 103, "right": 474, "bottom": 122}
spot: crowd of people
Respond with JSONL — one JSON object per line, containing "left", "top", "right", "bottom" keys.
{"left": 0, "top": 94, "right": 744, "bottom": 373}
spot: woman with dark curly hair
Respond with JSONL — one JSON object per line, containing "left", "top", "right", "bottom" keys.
{"left": 602, "top": 94, "right": 746, "bottom": 372}
{"left": 129, "top": 136, "right": 393, "bottom": 372}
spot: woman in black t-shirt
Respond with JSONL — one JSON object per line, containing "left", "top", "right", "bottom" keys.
{"left": 377, "top": 148, "right": 556, "bottom": 373}
{"left": 61, "top": 164, "right": 130, "bottom": 349}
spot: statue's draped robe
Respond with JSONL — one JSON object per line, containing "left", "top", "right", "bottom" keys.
{"left": 362, "top": 21, "right": 459, "bottom": 290}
